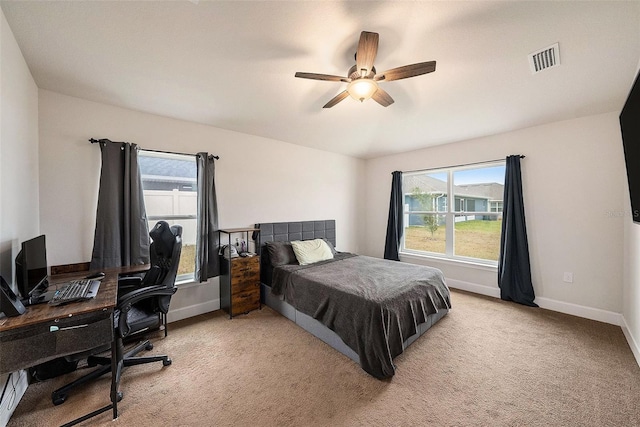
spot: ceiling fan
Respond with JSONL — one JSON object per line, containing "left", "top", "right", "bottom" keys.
{"left": 295, "top": 31, "right": 436, "bottom": 108}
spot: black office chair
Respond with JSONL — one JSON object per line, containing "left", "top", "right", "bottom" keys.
{"left": 51, "top": 221, "right": 182, "bottom": 405}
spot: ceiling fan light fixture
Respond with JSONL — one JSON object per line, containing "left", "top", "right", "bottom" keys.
{"left": 295, "top": 31, "right": 435, "bottom": 108}
{"left": 347, "top": 78, "right": 378, "bottom": 102}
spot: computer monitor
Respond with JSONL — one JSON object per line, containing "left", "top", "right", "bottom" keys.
{"left": 15, "top": 234, "right": 49, "bottom": 298}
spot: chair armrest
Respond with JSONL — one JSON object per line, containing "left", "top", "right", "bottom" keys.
{"left": 117, "top": 285, "right": 176, "bottom": 308}
{"left": 116, "top": 285, "right": 177, "bottom": 338}
{"left": 117, "top": 267, "right": 150, "bottom": 282}
{"left": 118, "top": 276, "right": 143, "bottom": 291}
{"left": 117, "top": 276, "right": 144, "bottom": 298}
{"left": 118, "top": 277, "right": 143, "bottom": 286}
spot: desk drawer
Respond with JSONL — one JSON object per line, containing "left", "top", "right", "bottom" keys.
{"left": 0, "top": 310, "right": 113, "bottom": 374}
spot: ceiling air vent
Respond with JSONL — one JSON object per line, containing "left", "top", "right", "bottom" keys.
{"left": 528, "top": 43, "right": 560, "bottom": 74}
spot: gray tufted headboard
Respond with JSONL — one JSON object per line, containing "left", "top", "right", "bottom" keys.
{"left": 254, "top": 220, "right": 336, "bottom": 286}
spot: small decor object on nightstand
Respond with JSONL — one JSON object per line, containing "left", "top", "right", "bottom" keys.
{"left": 220, "top": 244, "right": 239, "bottom": 259}
{"left": 219, "top": 228, "right": 260, "bottom": 318}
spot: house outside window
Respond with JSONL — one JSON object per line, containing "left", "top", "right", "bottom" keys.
{"left": 139, "top": 150, "right": 197, "bottom": 282}
{"left": 402, "top": 162, "right": 506, "bottom": 264}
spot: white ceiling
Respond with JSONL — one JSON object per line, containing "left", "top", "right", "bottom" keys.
{"left": 2, "top": 1, "right": 639, "bottom": 159}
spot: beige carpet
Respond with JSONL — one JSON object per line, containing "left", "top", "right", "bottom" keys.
{"left": 7, "top": 289, "right": 640, "bottom": 427}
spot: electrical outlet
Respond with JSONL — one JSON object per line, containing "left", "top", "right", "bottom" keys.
{"left": 563, "top": 272, "right": 574, "bottom": 283}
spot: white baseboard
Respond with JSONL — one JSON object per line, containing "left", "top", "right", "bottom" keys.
{"left": 621, "top": 316, "right": 640, "bottom": 368}
{"left": 446, "top": 278, "right": 622, "bottom": 326}
{"left": 167, "top": 298, "right": 219, "bottom": 323}
{"left": 446, "top": 278, "right": 501, "bottom": 298}
{"left": 0, "top": 370, "right": 28, "bottom": 427}
{"left": 534, "top": 297, "right": 623, "bottom": 326}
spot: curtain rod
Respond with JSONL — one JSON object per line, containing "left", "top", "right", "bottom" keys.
{"left": 402, "top": 155, "right": 524, "bottom": 174}
{"left": 89, "top": 138, "right": 220, "bottom": 160}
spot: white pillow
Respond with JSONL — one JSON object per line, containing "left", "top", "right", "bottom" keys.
{"left": 290, "top": 239, "right": 334, "bottom": 265}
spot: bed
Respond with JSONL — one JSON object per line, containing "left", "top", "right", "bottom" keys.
{"left": 256, "top": 220, "right": 451, "bottom": 379}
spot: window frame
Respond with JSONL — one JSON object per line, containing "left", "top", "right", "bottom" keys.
{"left": 401, "top": 161, "right": 505, "bottom": 266}
{"left": 139, "top": 150, "right": 198, "bottom": 284}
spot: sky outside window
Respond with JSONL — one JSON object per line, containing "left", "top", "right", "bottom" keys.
{"left": 454, "top": 165, "right": 505, "bottom": 185}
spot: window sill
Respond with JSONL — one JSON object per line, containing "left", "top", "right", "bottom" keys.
{"left": 176, "top": 276, "right": 218, "bottom": 289}
{"left": 399, "top": 251, "right": 498, "bottom": 272}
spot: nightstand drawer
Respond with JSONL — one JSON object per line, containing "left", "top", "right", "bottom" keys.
{"left": 232, "top": 279, "right": 259, "bottom": 295}
{"left": 231, "top": 256, "right": 259, "bottom": 273}
{"left": 231, "top": 289, "right": 260, "bottom": 316}
{"left": 231, "top": 269, "right": 259, "bottom": 286}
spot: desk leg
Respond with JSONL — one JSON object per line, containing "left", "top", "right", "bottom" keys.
{"left": 59, "top": 339, "right": 119, "bottom": 427}
{"left": 110, "top": 339, "right": 119, "bottom": 420}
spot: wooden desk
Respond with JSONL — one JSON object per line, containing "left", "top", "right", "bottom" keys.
{"left": 0, "top": 264, "right": 149, "bottom": 426}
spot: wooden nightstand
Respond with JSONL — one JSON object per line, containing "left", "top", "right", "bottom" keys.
{"left": 219, "top": 228, "right": 260, "bottom": 318}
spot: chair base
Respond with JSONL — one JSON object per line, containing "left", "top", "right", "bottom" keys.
{"left": 51, "top": 339, "right": 171, "bottom": 406}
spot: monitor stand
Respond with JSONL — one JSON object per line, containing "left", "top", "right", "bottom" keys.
{"left": 21, "top": 290, "right": 56, "bottom": 306}
{"left": 0, "top": 275, "right": 26, "bottom": 316}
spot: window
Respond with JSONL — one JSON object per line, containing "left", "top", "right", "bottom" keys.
{"left": 402, "top": 162, "right": 506, "bottom": 264}
{"left": 139, "top": 151, "right": 197, "bottom": 281}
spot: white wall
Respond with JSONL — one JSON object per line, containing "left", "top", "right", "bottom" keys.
{"left": 0, "top": 8, "right": 39, "bottom": 426}
{"left": 0, "top": 10, "right": 39, "bottom": 280}
{"left": 37, "top": 89, "right": 365, "bottom": 319}
{"left": 364, "top": 112, "right": 626, "bottom": 318}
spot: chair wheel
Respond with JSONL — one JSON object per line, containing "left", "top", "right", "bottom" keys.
{"left": 52, "top": 393, "right": 67, "bottom": 406}
{"left": 116, "top": 391, "right": 123, "bottom": 402}
{"left": 163, "top": 358, "right": 172, "bottom": 366}
{"left": 145, "top": 342, "right": 154, "bottom": 351}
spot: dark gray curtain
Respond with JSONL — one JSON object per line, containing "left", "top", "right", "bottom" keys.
{"left": 384, "top": 171, "right": 403, "bottom": 261}
{"left": 90, "top": 140, "right": 150, "bottom": 269}
{"left": 498, "top": 155, "right": 538, "bottom": 307}
{"left": 195, "top": 153, "right": 220, "bottom": 282}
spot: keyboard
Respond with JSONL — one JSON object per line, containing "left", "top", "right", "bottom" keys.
{"left": 48, "top": 279, "right": 99, "bottom": 306}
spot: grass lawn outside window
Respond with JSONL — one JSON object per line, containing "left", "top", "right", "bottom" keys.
{"left": 404, "top": 219, "right": 502, "bottom": 262}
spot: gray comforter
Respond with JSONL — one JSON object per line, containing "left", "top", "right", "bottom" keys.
{"left": 271, "top": 253, "right": 451, "bottom": 379}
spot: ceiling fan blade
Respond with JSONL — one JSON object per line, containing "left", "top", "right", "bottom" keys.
{"left": 356, "top": 31, "right": 379, "bottom": 77}
{"left": 374, "top": 61, "right": 436, "bottom": 82}
{"left": 323, "top": 90, "right": 350, "bottom": 108}
{"left": 295, "top": 72, "right": 349, "bottom": 82}
{"left": 372, "top": 87, "right": 394, "bottom": 107}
